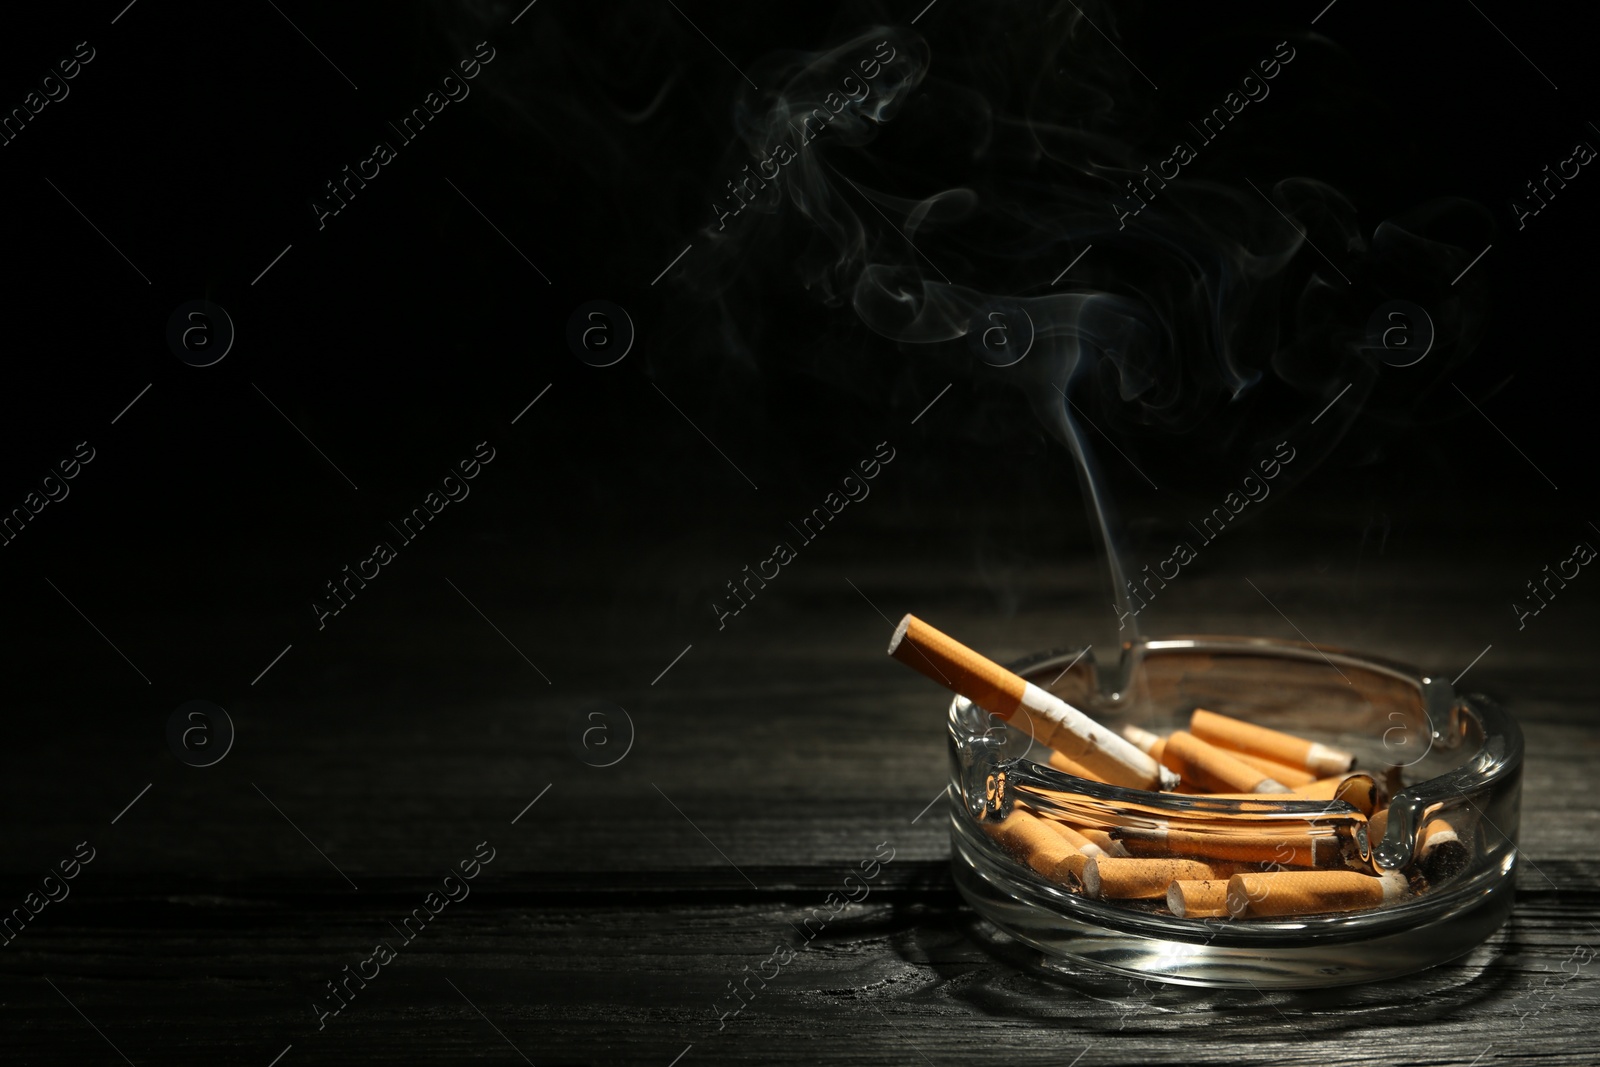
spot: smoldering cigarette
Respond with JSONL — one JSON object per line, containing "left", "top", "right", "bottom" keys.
{"left": 981, "top": 807, "right": 1087, "bottom": 883}
{"left": 1167, "top": 879, "right": 1231, "bottom": 919}
{"left": 1082, "top": 855, "right": 1217, "bottom": 900}
{"left": 1226, "top": 869, "right": 1408, "bottom": 918}
{"left": 1190, "top": 708, "right": 1355, "bottom": 778}
{"left": 1118, "top": 827, "right": 1341, "bottom": 868}
{"left": 1161, "top": 731, "right": 1292, "bottom": 794}
{"left": 889, "top": 615, "right": 1177, "bottom": 790}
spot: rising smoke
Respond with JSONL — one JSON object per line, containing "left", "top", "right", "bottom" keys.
{"left": 434, "top": 0, "right": 1491, "bottom": 632}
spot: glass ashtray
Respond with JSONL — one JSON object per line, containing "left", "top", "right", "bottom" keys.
{"left": 947, "top": 634, "right": 1522, "bottom": 988}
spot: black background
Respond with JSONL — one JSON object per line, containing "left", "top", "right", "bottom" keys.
{"left": 1, "top": 2, "right": 1596, "bottom": 1064}
{"left": 0, "top": 0, "right": 1591, "bottom": 619}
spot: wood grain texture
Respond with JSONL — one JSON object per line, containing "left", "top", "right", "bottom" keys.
{"left": 2, "top": 506, "right": 1598, "bottom": 1066}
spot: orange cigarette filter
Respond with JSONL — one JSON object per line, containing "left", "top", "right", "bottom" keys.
{"left": 1292, "top": 772, "right": 1370, "bottom": 799}
{"left": 1161, "top": 731, "right": 1292, "bottom": 794}
{"left": 1224, "top": 750, "right": 1318, "bottom": 788}
{"left": 982, "top": 808, "right": 1087, "bottom": 883}
{"left": 889, "top": 615, "right": 1176, "bottom": 790}
{"left": 1047, "top": 750, "right": 1109, "bottom": 783}
{"left": 1037, "top": 818, "right": 1124, "bottom": 858}
{"left": 1367, "top": 805, "right": 1389, "bottom": 847}
{"left": 1077, "top": 825, "right": 1130, "bottom": 857}
{"left": 1329, "top": 774, "right": 1379, "bottom": 816}
{"left": 1259, "top": 774, "right": 1378, "bottom": 816}
{"left": 1041, "top": 820, "right": 1105, "bottom": 856}
{"left": 1119, "top": 828, "right": 1340, "bottom": 868}
{"left": 1021, "top": 806, "right": 1130, "bottom": 857}
{"left": 1083, "top": 855, "right": 1216, "bottom": 899}
{"left": 1227, "top": 869, "right": 1407, "bottom": 918}
{"left": 1191, "top": 708, "right": 1354, "bottom": 778}
{"left": 1203, "top": 773, "right": 1379, "bottom": 816}
{"left": 1167, "top": 879, "right": 1231, "bottom": 918}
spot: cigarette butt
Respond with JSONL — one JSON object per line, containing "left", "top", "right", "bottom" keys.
{"left": 1381, "top": 764, "right": 1406, "bottom": 801}
{"left": 1419, "top": 817, "right": 1470, "bottom": 881}
{"left": 1223, "top": 750, "right": 1318, "bottom": 788}
{"left": 1191, "top": 708, "right": 1354, "bottom": 778}
{"left": 1121, "top": 724, "right": 1168, "bottom": 763}
{"left": 1291, "top": 773, "right": 1357, "bottom": 799}
{"left": 1047, "top": 750, "right": 1110, "bottom": 783}
{"left": 1119, "top": 828, "right": 1339, "bottom": 868}
{"left": 1330, "top": 774, "right": 1379, "bottom": 816}
{"left": 1226, "top": 869, "right": 1408, "bottom": 918}
{"left": 1173, "top": 793, "right": 1318, "bottom": 810}
{"left": 1368, "top": 806, "right": 1388, "bottom": 846}
{"left": 1203, "top": 773, "right": 1378, "bottom": 816}
{"left": 1038, "top": 819, "right": 1128, "bottom": 858}
{"left": 1077, "top": 824, "right": 1131, "bottom": 857}
{"left": 1121, "top": 724, "right": 1168, "bottom": 764}
{"left": 1043, "top": 820, "right": 1106, "bottom": 856}
{"left": 889, "top": 615, "right": 1175, "bottom": 790}
{"left": 1167, "top": 879, "right": 1231, "bottom": 919}
{"left": 982, "top": 808, "right": 1087, "bottom": 883}
{"left": 1083, "top": 855, "right": 1216, "bottom": 899}
{"left": 1162, "top": 731, "right": 1292, "bottom": 794}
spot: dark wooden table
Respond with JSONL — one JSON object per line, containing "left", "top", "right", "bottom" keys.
{"left": 3, "top": 492, "right": 1596, "bottom": 1067}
